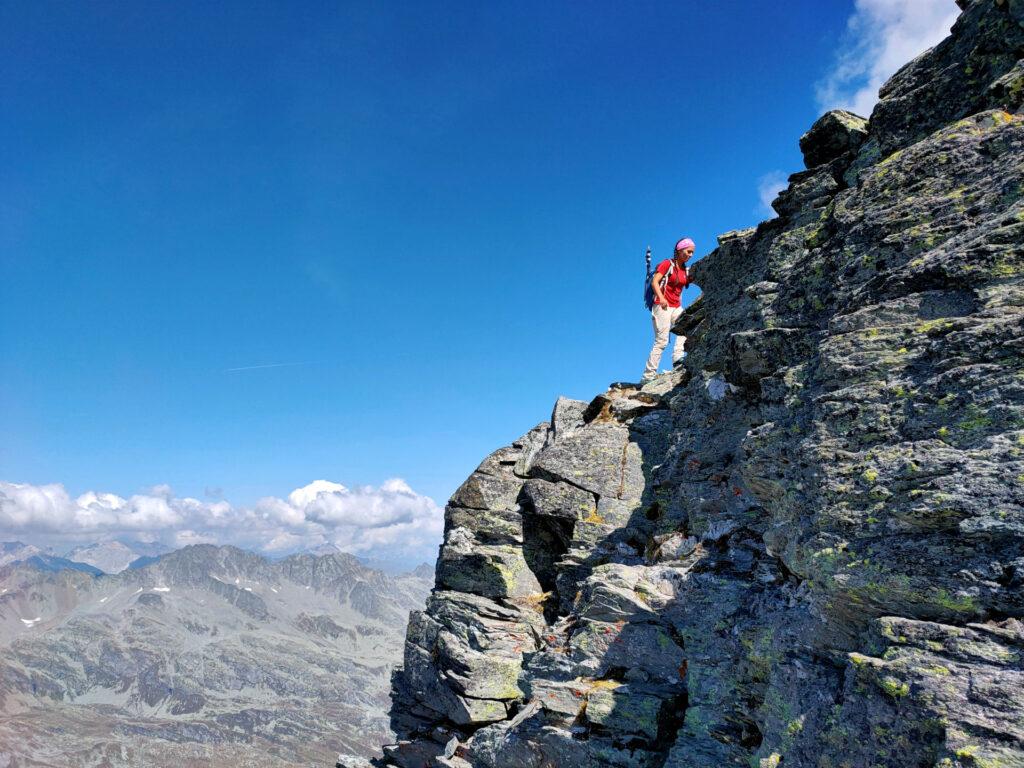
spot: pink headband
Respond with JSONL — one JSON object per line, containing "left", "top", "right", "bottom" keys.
{"left": 675, "top": 237, "right": 695, "bottom": 253}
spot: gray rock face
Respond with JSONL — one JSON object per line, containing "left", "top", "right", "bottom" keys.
{"left": 372, "top": 4, "right": 1024, "bottom": 767}
{"left": 0, "top": 545, "right": 431, "bottom": 767}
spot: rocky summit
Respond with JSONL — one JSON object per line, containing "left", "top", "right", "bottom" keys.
{"left": 356, "top": 2, "right": 1024, "bottom": 767}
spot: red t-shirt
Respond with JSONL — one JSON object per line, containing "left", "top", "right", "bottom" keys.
{"left": 654, "top": 259, "right": 689, "bottom": 307}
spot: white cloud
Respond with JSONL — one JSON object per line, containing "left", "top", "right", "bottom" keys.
{"left": 757, "top": 171, "right": 789, "bottom": 217}
{"left": 817, "top": 0, "right": 959, "bottom": 117}
{"left": 286, "top": 479, "right": 347, "bottom": 509}
{"left": 0, "top": 478, "right": 443, "bottom": 564}
{"left": 0, "top": 483, "right": 77, "bottom": 529}
{"left": 302, "top": 482, "right": 430, "bottom": 529}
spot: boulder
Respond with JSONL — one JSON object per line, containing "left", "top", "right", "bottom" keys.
{"left": 798, "top": 109, "right": 868, "bottom": 168}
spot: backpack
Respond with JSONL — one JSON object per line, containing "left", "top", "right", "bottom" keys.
{"left": 643, "top": 247, "right": 675, "bottom": 311}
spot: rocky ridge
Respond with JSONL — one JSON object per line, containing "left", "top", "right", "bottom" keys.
{"left": 358, "top": 2, "right": 1024, "bottom": 767}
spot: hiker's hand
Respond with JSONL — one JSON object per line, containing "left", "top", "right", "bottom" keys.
{"left": 658, "top": 298, "right": 670, "bottom": 309}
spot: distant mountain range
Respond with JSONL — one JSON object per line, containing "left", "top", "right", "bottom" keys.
{"left": 0, "top": 539, "right": 414, "bottom": 575}
{"left": 0, "top": 544, "right": 433, "bottom": 766}
{"left": 0, "top": 539, "right": 169, "bottom": 575}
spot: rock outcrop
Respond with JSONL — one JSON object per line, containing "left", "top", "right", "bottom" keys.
{"left": 369, "top": 2, "right": 1024, "bottom": 766}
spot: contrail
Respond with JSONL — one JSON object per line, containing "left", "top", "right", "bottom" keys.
{"left": 224, "top": 362, "right": 312, "bottom": 373}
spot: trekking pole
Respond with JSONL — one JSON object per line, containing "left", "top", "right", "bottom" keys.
{"left": 643, "top": 246, "right": 653, "bottom": 309}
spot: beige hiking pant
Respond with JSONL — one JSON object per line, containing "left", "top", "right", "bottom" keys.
{"left": 643, "top": 305, "right": 686, "bottom": 380}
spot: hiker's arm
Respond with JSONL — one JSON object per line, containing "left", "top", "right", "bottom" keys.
{"left": 651, "top": 272, "right": 669, "bottom": 308}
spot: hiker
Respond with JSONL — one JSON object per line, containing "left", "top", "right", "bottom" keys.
{"left": 641, "top": 237, "right": 694, "bottom": 384}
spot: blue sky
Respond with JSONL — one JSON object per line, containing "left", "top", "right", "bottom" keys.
{"left": 0, "top": 0, "right": 960, "bottom": 563}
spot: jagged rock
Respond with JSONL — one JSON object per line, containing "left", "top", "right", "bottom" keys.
{"left": 799, "top": 109, "right": 868, "bottom": 168}
{"left": 449, "top": 447, "right": 523, "bottom": 511}
{"left": 531, "top": 423, "right": 645, "bottom": 502}
{"left": 550, "top": 396, "right": 589, "bottom": 438}
{"left": 372, "top": 3, "right": 1024, "bottom": 766}
{"left": 512, "top": 422, "right": 550, "bottom": 478}
{"left": 396, "top": 591, "right": 543, "bottom": 728}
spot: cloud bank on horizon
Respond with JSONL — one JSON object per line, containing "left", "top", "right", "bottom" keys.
{"left": 816, "top": 0, "right": 960, "bottom": 116}
{"left": 0, "top": 478, "right": 443, "bottom": 564}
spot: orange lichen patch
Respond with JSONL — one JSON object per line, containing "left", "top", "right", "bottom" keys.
{"left": 515, "top": 591, "right": 552, "bottom": 613}
{"left": 582, "top": 508, "right": 605, "bottom": 525}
